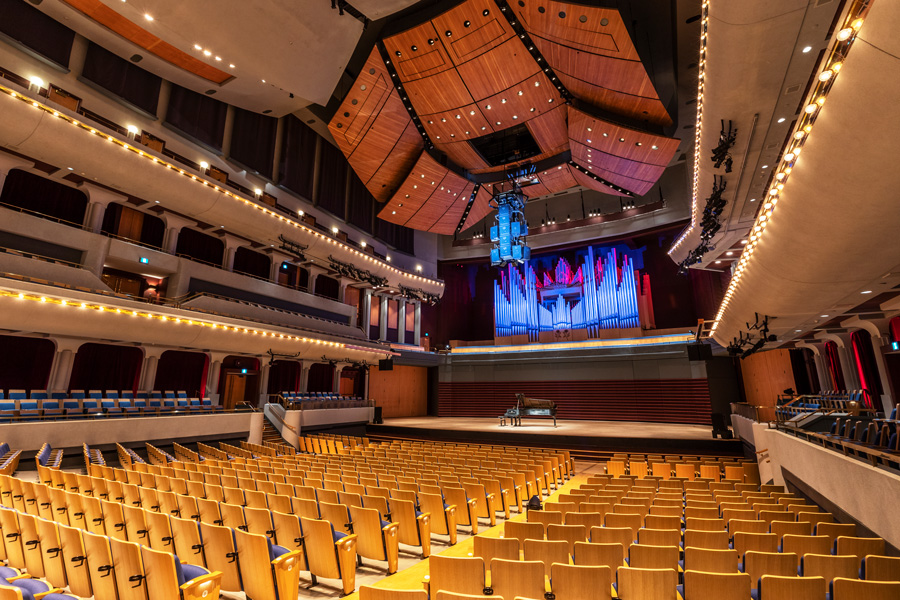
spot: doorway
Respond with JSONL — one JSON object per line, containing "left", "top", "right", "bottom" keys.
{"left": 221, "top": 370, "right": 259, "bottom": 410}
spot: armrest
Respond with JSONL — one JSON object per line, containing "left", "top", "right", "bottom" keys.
{"left": 271, "top": 549, "right": 304, "bottom": 569}
{"left": 334, "top": 533, "right": 358, "bottom": 552}
{"left": 381, "top": 521, "right": 401, "bottom": 535}
{"left": 180, "top": 570, "right": 222, "bottom": 600}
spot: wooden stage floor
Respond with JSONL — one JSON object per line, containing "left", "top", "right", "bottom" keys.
{"left": 367, "top": 416, "right": 744, "bottom": 458}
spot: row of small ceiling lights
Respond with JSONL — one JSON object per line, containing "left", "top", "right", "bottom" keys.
{"left": 668, "top": 1, "right": 709, "bottom": 256}
{"left": 134, "top": 8, "right": 237, "bottom": 70}
{"left": 0, "top": 84, "right": 443, "bottom": 288}
{"left": 430, "top": 80, "right": 548, "bottom": 139}
{"left": 712, "top": 9, "right": 867, "bottom": 332}
{"left": 0, "top": 290, "right": 402, "bottom": 355}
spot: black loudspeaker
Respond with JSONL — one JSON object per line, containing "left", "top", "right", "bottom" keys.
{"left": 710, "top": 413, "right": 734, "bottom": 439}
{"left": 373, "top": 406, "right": 383, "bottom": 424}
{"left": 687, "top": 343, "right": 713, "bottom": 361}
{"left": 379, "top": 359, "right": 394, "bottom": 371}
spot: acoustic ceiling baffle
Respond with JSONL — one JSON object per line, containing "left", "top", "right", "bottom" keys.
{"left": 375, "top": 40, "right": 435, "bottom": 150}
{"left": 568, "top": 161, "right": 636, "bottom": 197}
{"left": 493, "top": 0, "right": 573, "bottom": 102}
{"left": 454, "top": 183, "right": 482, "bottom": 235}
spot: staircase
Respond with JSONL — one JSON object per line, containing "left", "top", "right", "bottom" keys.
{"left": 262, "top": 418, "right": 284, "bottom": 445}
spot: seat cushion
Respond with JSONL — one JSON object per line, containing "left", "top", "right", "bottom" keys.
{"left": 11, "top": 578, "right": 52, "bottom": 595}
{"left": 332, "top": 528, "right": 348, "bottom": 543}
{"left": 0, "top": 566, "right": 19, "bottom": 578}
{"left": 271, "top": 544, "right": 290, "bottom": 560}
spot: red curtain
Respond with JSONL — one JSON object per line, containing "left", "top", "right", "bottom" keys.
{"left": 823, "top": 341, "right": 845, "bottom": 391}
{"left": 267, "top": 361, "right": 300, "bottom": 394}
{"left": 307, "top": 363, "right": 334, "bottom": 393}
{"left": 153, "top": 351, "right": 209, "bottom": 397}
{"left": 851, "top": 330, "right": 881, "bottom": 407}
{"left": 0, "top": 335, "right": 55, "bottom": 393}
{"left": 891, "top": 316, "right": 900, "bottom": 345}
{"left": 69, "top": 343, "right": 143, "bottom": 393}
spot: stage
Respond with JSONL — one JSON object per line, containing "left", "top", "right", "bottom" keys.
{"left": 367, "top": 416, "right": 744, "bottom": 460}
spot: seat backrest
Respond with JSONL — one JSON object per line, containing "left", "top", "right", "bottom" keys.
{"left": 629, "top": 543, "right": 679, "bottom": 571}
{"left": 744, "top": 551, "right": 798, "bottom": 590}
{"left": 504, "top": 519, "right": 544, "bottom": 549}
{"left": 551, "top": 563, "right": 612, "bottom": 600}
{"left": 616, "top": 566, "right": 678, "bottom": 600}
{"left": 760, "top": 575, "right": 825, "bottom": 600}
{"left": 683, "top": 570, "right": 750, "bottom": 600}
{"left": 198, "top": 522, "right": 241, "bottom": 592}
{"left": 489, "top": 558, "right": 545, "bottom": 600}
{"left": 474, "top": 535, "right": 519, "bottom": 570}
{"left": 734, "top": 532, "right": 778, "bottom": 556}
{"left": 360, "top": 587, "right": 428, "bottom": 600}
{"left": 835, "top": 536, "right": 885, "bottom": 561}
{"left": 573, "top": 541, "right": 623, "bottom": 569}
{"left": 802, "top": 553, "right": 860, "bottom": 590}
{"left": 683, "top": 547, "right": 739, "bottom": 574}
{"left": 831, "top": 578, "right": 900, "bottom": 600}
{"left": 428, "top": 555, "right": 485, "bottom": 597}
{"left": 523, "top": 538, "right": 570, "bottom": 577}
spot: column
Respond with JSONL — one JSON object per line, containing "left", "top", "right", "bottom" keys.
{"left": 363, "top": 366, "right": 370, "bottom": 401}
{"left": 813, "top": 353, "right": 831, "bottom": 390}
{"left": 219, "top": 233, "right": 243, "bottom": 272}
{"left": 413, "top": 301, "right": 422, "bottom": 346}
{"left": 338, "top": 281, "right": 348, "bottom": 303}
{"left": 257, "top": 361, "right": 270, "bottom": 407}
{"left": 379, "top": 295, "right": 388, "bottom": 341}
{"left": 398, "top": 299, "right": 407, "bottom": 345}
{"left": 79, "top": 183, "right": 127, "bottom": 233}
{"left": 206, "top": 352, "right": 226, "bottom": 404}
{"left": 869, "top": 335, "right": 895, "bottom": 413}
{"left": 299, "top": 363, "right": 311, "bottom": 393}
{"left": 160, "top": 213, "right": 198, "bottom": 255}
{"left": 836, "top": 344, "right": 860, "bottom": 390}
{"left": 306, "top": 264, "right": 327, "bottom": 295}
{"left": 362, "top": 289, "right": 372, "bottom": 336}
{"left": 0, "top": 154, "right": 33, "bottom": 193}
{"left": 268, "top": 251, "right": 291, "bottom": 283}
{"left": 333, "top": 366, "right": 344, "bottom": 394}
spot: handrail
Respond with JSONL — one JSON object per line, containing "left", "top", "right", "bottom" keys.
{"left": 0, "top": 201, "right": 89, "bottom": 230}
{"left": 0, "top": 246, "right": 85, "bottom": 270}
{"left": 265, "top": 403, "right": 300, "bottom": 436}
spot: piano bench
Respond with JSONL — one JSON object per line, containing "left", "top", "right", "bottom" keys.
{"left": 498, "top": 416, "right": 507, "bottom": 427}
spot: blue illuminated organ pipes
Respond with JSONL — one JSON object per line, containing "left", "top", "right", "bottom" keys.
{"left": 494, "top": 247, "right": 655, "bottom": 341}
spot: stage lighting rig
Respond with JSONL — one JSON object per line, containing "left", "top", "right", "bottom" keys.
{"left": 711, "top": 120, "right": 737, "bottom": 173}
{"left": 328, "top": 255, "right": 388, "bottom": 289}
{"left": 490, "top": 170, "right": 532, "bottom": 267}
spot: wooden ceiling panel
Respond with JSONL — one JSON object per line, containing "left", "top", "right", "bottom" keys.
{"left": 383, "top": 23, "right": 455, "bottom": 81}
{"left": 544, "top": 44, "right": 662, "bottom": 103}
{"left": 357, "top": 122, "right": 424, "bottom": 202}
{"left": 526, "top": 105, "right": 570, "bottom": 155}
{"left": 559, "top": 75, "right": 673, "bottom": 127}
{"left": 568, "top": 108, "right": 679, "bottom": 165}
{"left": 461, "top": 184, "right": 495, "bottom": 230}
{"left": 455, "top": 37, "right": 539, "bottom": 101}
{"left": 512, "top": 0, "right": 639, "bottom": 61}
{"left": 572, "top": 169, "right": 628, "bottom": 197}
{"left": 428, "top": 181, "right": 476, "bottom": 234}
{"left": 522, "top": 164, "right": 579, "bottom": 198}
{"left": 420, "top": 103, "right": 492, "bottom": 142}
{"left": 328, "top": 48, "right": 423, "bottom": 202}
{"left": 401, "top": 69, "right": 475, "bottom": 116}
{"left": 475, "top": 71, "right": 561, "bottom": 132}
{"left": 571, "top": 142, "right": 667, "bottom": 184}
{"left": 407, "top": 173, "right": 471, "bottom": 231}
{"left": 378, "top": 152, "right": 450, "bottom": 226}
{"left": 434, "top": 140, "right": 491, "bottom": 171}
{"left": 572, "top": 164, "right": 651, "bottom": 197}
{"left": 430, "top": 0, "right": 514, "bottom": 64}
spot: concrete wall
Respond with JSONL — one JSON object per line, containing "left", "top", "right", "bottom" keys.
{"left": 731, "top": 414, "right": 900, "bottom": 549}
{"left": 0, "top": 412, "right": 254, "bottom": 452}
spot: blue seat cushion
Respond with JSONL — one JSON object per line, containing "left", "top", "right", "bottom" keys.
{"left": 676, "top": 584, "right": 684, "bottom": 598}
{"left": 332, "top": 528, "right": 348, "bottom": 543}
{"left": 10, "top": 578, "right": 52, "bottom": 595}
{"left": 750, "top": 588, "right": 760, "bottom": 600}
{"left": 270, "top": 544, "right": 290, "bottom": 560}
{"left": 180, "top": 562, "right": 210, "bottom": 583}
{"left": 381, "top": 520, "right": 391, "bottom": 529}
{"left": 44, "top": 595, "right": 80, "bottom": 600}
{"left": 0, "top": 567, "right": 18, "bottom": 578}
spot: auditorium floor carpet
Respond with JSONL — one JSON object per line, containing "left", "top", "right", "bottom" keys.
{"left": 368, "top": 417, "right": 744, "bottom": 458}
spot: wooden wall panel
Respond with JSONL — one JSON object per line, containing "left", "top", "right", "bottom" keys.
{"left": 438, "top": 379, "right": 712, "bottom": 424}
{"left": 739, "top": 349, "right": 797, "bottom": 409}
{"left": 369, "top": 364, "right": 428, "bottom": 418}
{"left": 461, "top": 185, "right": 494, "bottom": 230}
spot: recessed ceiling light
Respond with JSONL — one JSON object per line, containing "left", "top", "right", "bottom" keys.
{"left": 229, "top": 64, "right": 235, "bottom": 69}
{"left": 214, "top": 56, "right": 221, "bottom": 61}
{"left": 261, "top": 79, "right": 266, "bottom": 83}
{"left": 194, "top": 44, "right": 202, "bottom": 51}
{"left": 861, "top": 290, "right": 873, "bottom": 294}
{"left": 144, "top": 14, "right": 153, "bottom": 21}
{"left": 795, "top": 329, "right": 802, "bottom": 333}
{"left": 715, "top": 260, "right": 722, "bottom": 264}
{"left": 761, "top": 165, "right": 768, "bottom": 169}
{"left": 750, "top": 198, "right": 757, "bottom": 202}
{"left": 821, "top": 314, "right": 829, "bottom": 318}
{"left": 777, "top": 118, "right": 786, "bottom": 123}
{"left": 203, "top": 50, "right": 212, "bottom": 57}
{"left": 740, "top": 239, "right": 748, "bottom": 244}
{"left": 802, "top": 46, "right": 812, "bottom": 53}
{"left": 726, "top": 251, "right": 733, "bottom": 256}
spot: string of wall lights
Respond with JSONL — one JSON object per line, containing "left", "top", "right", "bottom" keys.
{"left": 0, "top": 288, "right": 393, "bottom": 357}
{"left": 0, "top": 83, "right": 444, "bottom": 289}
{"left": 711, "top": 5, "right": 867, "bottom": 332}
{"left": 668, "top": 0, "right": 709, "bottom": 256}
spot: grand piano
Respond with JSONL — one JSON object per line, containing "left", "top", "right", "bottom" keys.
{"left": 504, "top": 393, "right": 557, "bottom": 427}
